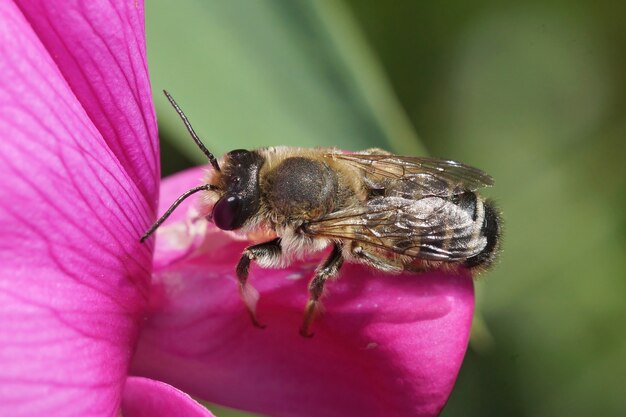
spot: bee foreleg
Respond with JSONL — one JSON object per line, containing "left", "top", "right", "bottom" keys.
{"left": 236, "top": 237, "right": 282, "bottom": 329}
{"left": 300, "top": 243, "right": 344, "bottom": 338}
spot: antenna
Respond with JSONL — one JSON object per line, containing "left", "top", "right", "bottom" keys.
{"left": 163, "top": 90, "right": 220, "bottom": 172}
{"left": 140, "top": 184, "right": 217, "bottom": 243}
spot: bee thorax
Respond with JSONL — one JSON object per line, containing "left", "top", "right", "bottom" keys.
{"left": 264, "top": 157, "right": 338, "bottom": 221}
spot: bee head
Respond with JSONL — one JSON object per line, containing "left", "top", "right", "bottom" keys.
{"left": 212, "top": 149, "right": 264, "bottom": 230}
{"left": 140, "top": 93, "right": 266, "bottom": 243}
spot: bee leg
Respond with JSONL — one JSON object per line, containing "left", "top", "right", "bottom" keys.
{"left": 236, "top": 238, "right": 282, "bottom": 329}
{"left": 351, "top": 244, "right": 405, "bottom": 273}
{"left": 300, "top": 243, "right": 344, "bottom": 338}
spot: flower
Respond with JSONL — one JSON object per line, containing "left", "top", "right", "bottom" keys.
{"left": 0, "top": 1, "right": 474, "bottom": 417}
{"left": 0, "top": 1, "right": 213, "bottom": 415}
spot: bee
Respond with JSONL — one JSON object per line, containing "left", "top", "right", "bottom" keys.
{"left": 142, "top": 91, "right": 501, "bottom": 337}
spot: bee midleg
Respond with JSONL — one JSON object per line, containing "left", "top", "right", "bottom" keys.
{"left": 351, "top": 243, "right": 405, "bottom": 273}
{"left": 236, "top": 237, "right": 282, "bottom": 328}
{"left": 300, "top": 242, "right": 344, "bottom": 338}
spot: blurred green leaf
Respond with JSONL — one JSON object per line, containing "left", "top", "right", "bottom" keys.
{"left": 435, "top": 6, "right": 626, "bottom": 417}
{"left": 146, "top": 0, "right": 424, "bottom": 163}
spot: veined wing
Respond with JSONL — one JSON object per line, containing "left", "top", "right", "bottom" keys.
{"left": 330, "top": 152, "right": 493, "bottom": 196}
{"left": 304, "top": 196, "right": 486, "bottom": 262}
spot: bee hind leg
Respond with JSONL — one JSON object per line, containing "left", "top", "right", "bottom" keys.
{"left": 300, "top": 243, "right": 344, "bottom": 338}
{"left": 351, "top": 244, "right": 405, "bottom": 273}
{"left": 236, "top": 238, "right": 282, "bottom": 328}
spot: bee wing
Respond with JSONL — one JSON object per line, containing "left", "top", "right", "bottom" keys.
{"left": 305, "top": 197, "right": 485, "bottom": 262}
{"left": 330, "top": 152, "right": 493, "bottom": 196}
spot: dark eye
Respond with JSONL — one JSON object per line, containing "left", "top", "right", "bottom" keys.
{"left": 212, "top": 195, "right": 242, "bottom": 230}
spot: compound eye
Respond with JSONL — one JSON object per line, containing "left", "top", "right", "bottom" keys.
{"left": 212, "top": 195, "right": 243, "bottom": 230}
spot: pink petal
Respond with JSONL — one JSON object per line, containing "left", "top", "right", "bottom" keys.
{"left": 122, "top": 377, "right": 216, "bottom": 417}
{"left": 132, "top": 167, "right": 474, "bottom": 417}
{"left": 0, "top": 2, "right": 154, "bottom": 416}
{"left": 14, "top": 0, "right": 159, "bottom": 206}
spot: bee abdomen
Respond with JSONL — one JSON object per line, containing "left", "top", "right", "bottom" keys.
{"left": 451, "top": 191, "right": 478, "bottom": 221}
{"left": 464, "top": 199, "right": 501, "bottom": 269}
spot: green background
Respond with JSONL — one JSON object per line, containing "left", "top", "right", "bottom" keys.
{"left": 145, "top": 1, "right": 626, "bottom": 416}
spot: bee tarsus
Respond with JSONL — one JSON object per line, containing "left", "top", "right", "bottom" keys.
{"left": 236, "top": 238, "right": 282, "bottom": 328}
{"left": 299, "top": 242, "right": 344, "bottom": 338}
